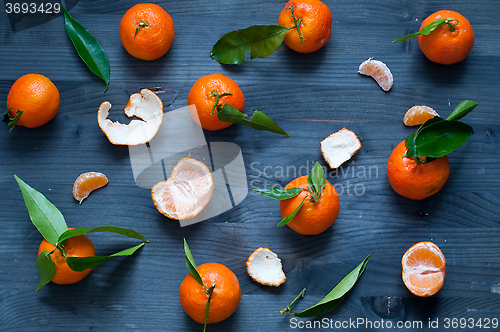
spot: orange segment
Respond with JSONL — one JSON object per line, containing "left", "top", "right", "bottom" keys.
{"left": 403, "top": 106, "right": 440, "bottom": 126}
{"left": 151, "top": 158, "right": 214, "bottom": 220}
{"left": 358, "top": 58, "right": 393, "bottom": 91}
{"left": 73, "top": 172, "right": 108, "bottom": 204}
{"left": 402, "top": 241, "right": 445, "bottom": 297}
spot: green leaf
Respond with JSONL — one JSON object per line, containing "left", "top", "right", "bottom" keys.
{"left": 3, "top": 108, "right": 22, "bottom": 131}
{"left": 405, "top": 116, "right": 444, "bottom": 149}
{"left": 66, "top": 243, "right": 145, "bottom": 272}
{"left": 211, "top": 25, "right": 289, "bottom": 64}
{"left": 309, "top": 162, "right": 326, "bottom": 196}
{"left": 392, "top": 18, "right": 449, "bottom": 42}
{"left": 217, "top": 104, "right": 247, "bottom": 123}
{"left": 62, "top": 6, "right": 110, "bottom": 92}
{"left": 277, "top": 196, "right": 307, "bottom": 227}
{"left": 287, "top": 255, "right": 371, "bottom": 317}
{"left": 58, "top": 226, "right": 149, "bottom": 244}
{"left": 35, "top": 251, "right": 55, "bottom": 291}
{"left": 14, "top": 175, "right": 68, "bottom": 245}
{"left": 253, "top": 187, "right": 303, "bottom": 200}
{"left": 446, "top": 100, "right": 478, "bottom": 121}
{"left": 217, "top": 104, "right": 289, "bottom": 136}
{"left": 184, "top": 239, "right": 205, "bottom": 288}
{"left": 405, "top": 120, "right": 473, "bottom": 158}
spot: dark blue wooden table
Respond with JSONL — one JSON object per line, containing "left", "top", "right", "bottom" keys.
{"left": 1, "top": 0, "right": 500, "bottom": 331}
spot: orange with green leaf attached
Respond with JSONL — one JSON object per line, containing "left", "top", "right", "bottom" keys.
{"left": 393, "top": 10, "right": 474, "bottom": 65}
{"left": 15, "top": 175, "right": 149, "bottom": 291}
{"left": 418, "top": 10, "right": 474, "bottom": 65}
{"left": 38, "top": 228, "right": 96, "bottom": 285}
{"left": 256, "top": 162, "right": 339, "bottom": 235}
{"left": 278, "top": 0, "right": 332, "bottom": 53}
{"left": 188, "top": 74, "right": 245, "bottom": 131}
{"left": 119, "top": 3, "right": 175, "bottom": 61}
{"left": 179, "top": 262, "right": 241, "bottom": 325}
{"left": 180, "top": 240, "right": 241, "bottom": 328}
{"left": 387, "top": 100, "right": 477, "bottom": 200}
{"left": 280, "top": 175, "right": 339, "bottom": 235}
{"left": 387, "top": 141, "right": 450, "bottom": 200}
{"left": 4, "top": 74, "right": 59, "bottom": 130}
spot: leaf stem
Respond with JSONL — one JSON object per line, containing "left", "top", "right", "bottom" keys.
{"left": 134, "top": 22, "right": 148, "bottom": 37}
{"left": 280, "top": 288, "right": 306, "bottom": 315}
{"left": 56, "top": 243, "right": 67, "bottom": 258}
{"left": 3, "top": 108, "right": 22, "bottom": 131}
{"left": 204, "top": 284, "right": 215, "bottom": 332}
{"left": 445, "top": 18, "right": 459, "bottom": 32}
{"left": 288, "top": 5, "right": 303, "bottom": 42}
{"left": 211, "top": 91, "right": 233, "bottom": 115}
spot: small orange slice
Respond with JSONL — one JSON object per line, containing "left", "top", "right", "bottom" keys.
{"left": 73, "top": 172, "right": 108, "bottom": 203}
{"left": 358, "top": 58, "right": 393, "bottom": 91}
{"left": 151, "top": 158, "right": 214, "bottom": 220}
{"left": 402, "top": 241, "right": 445, "bottom": 297}
{"left": 403, "top": 105, "right": 440, "bottom": 126}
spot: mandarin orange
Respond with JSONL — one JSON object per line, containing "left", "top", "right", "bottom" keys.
{"left": 402, "top": 241, "right": 446, "bottom": 297}
{"left": 278, "top": 0, "right": 332, "bottom": 53}
{"left": 418, "top": 10, "right": 474, "bottom": 65}
{"left": 280, "top": 175, "right": 339, "bottom": 235}
{"left": 387, "top": 140, "right": 449, "bottom": 200}
{"left": 6, "top": 74, "right": 59, "bottom": 129}
{"left": 119, "top": 3, "right": 175, "bottom": 61}
{"left": 187, "top": 74, "right": 245, "bottom": 131}
{"left": 38, "top": 231, "right": 95, "bottom": 285}
{"left": 179, "top": 262, "right": 241, "bottom": 325}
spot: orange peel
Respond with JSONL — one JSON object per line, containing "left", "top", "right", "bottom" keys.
{"left": 98, "top": 88, "right": 163, "bottom": 145}
{"left": 246, "top": 247, "right": 286, "bottom": 287}
{"left": 321, "top": 128, "right": 361, "bottom": 169}
{"left": 151, "top": 158, "right": 214, "bottom": 220}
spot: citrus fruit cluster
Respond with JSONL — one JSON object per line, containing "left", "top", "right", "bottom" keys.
{"left": 5, "top": 0, "right": 481, "bottom": 329}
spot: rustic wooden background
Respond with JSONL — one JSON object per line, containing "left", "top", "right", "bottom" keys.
{"left": 1, "top": 0, "right": 499, "bottom": 331}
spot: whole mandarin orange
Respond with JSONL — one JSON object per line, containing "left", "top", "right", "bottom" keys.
{"left": 280, "top": 175, "right": 339, "bottom": 235}
{"left": 119, "top": 3, "right": 175, "bottom": 61}
{"left": 278, "top": 0, "right": 332, "bottom": 53}
{"left": 418, "top": 10, "right": 474, "bottom": 65}
{"left": 179, "top": 262, "right": 241, "bottom": 325}
{"left": 38, "top": 232, "right": 96, "bottom": 285}
{"left": 188, "top": 74, "right": 245, "bottom": 131}
{"left": 6, "top": 74, "right": 59, "bottom": 128}
{"left": 387, "top": 140, "right": 450, "bottom": 200}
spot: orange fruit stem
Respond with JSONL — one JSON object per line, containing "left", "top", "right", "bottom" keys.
{"left": 211, "top": 91, "right": 233, "bottom": 115}
{"left": 442, "top": 18, "right": 458, "bottom": 31}
{"left": 287, "top": 5, "right": 303, "bottom": 42}
{"left": 134, "top": 22, "right": 149, "bottom": 37}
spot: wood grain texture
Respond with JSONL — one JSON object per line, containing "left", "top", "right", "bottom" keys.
{"left": 1, "top": 0, "right": 500, "bottom": 330}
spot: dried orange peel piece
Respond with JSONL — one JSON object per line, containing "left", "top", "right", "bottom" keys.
{"left": 358, "top": 58, "right": 393, "bottom": 91}
{"left": 321, "top": 128, "right": 361, "bottom": 169}
{"left": 151, "top": 158, "right": 214, "bottom": 220}
{"left": 73, "top": 172, "right": 108, "bottom": 203}
{"left": 402, "top": 241, "right": 446, "bottom": 297}
{"left": 98, "top": 88, "right": 163, "bottom": 145}
{"left": 246, "top": 247, "right": 286, "bottom": 287}
{"left": 403, "top": 105, "right": 440, "bottom": 126}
